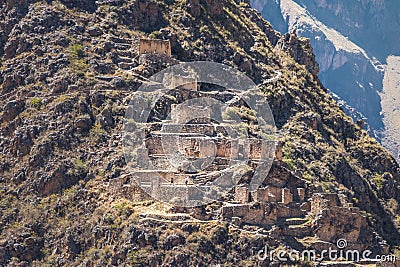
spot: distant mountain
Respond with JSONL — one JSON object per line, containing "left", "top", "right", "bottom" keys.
{"left": 382, "top": 56, "right": 400, "bottom": 163}
{"left": 252, "top": 0, "right": 400, "bottom": 149}
{"left": 284, "top": 0, "right": 400, "bottom": 61}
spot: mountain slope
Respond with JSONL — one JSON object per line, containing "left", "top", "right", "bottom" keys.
{"left": 382, "top": 57, "right": 400, "bottom": 167}
{"left": 0, "top": 0, "right": 400, "bottom": 265}
{"left": 289, "top": 0, "right": 400, "bottom": 62}
{"left": 252, "top": 0, "right": 386, "bottom": 137}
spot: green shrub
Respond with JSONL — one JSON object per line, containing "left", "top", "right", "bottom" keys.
{"left": 371, "top": 173, "right": 385, "bottom": 190}
{"left": 30, "top": 98, "right": 43, "bottom": 109}
{"left": 68, "top": 158, "right": 88, "bottom": 176}
{"left": 68, "top": 43, "right": 87, "bottom": 76}
{"left": 70, "top": 44, "right": 84, "bottom": 58}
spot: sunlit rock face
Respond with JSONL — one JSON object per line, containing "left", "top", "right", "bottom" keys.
{"left": 251, "top": 0, "right": 400, "bottom": 142}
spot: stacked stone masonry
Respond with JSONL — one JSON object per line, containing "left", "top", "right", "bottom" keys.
{"left": 139, "top": 38, "right": 171, "bottom": 57}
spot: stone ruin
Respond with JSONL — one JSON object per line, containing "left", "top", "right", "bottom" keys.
{"left": 275, "top": 141, "right": 283, "bottom": 161}
{"left": 131, "top": 128, "right": 277, "bottom": 206}
{"left": 144, "top": 132, "right": 276, "bottom": 163}
{"left": 223, "top": 182, "right": 308, "bottom": 226}
{"left": 308, "top": 193, "right": 375, "bottom": 248}
{"left": 107, "top": 51, "right": 390, "bottom": 257}
{"left": 139, "top": 38, "right": 171, "bottom": 57}
{"left": 118, "top": 82, "right": 280, "bottom": 206}
{"left": 170, "top": 75, "right": 198, "bottom": 91}
{"left": 106, "top": 174, "right": 150, "bottom": 202}
{"left": 223, "top": 185, "right": 361, "bottom": 226}
{"left": 222, "top": 183, "right": 388, "bottom": 253}
{"left": 170, "top": 104, "right": 211, "bottom": 124}
{"left": 109, "top": 75, "right": 389, "bottom": 256}
{"left": 235, "top": 185, "right": 297, "bottom": 205}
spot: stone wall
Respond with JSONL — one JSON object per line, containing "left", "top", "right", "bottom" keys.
{"left": 146, "top": 135, "right": 217, "bottom": 159}
{"left": 282, "top": 188, "right": 293, "bottom": 204}
{"left": 145, "top": 136, "right": 165, "bottom": 155}
{"left": 252, "top": 186, "right": 281, "bottom": 203}
{"left": 108, "top": 175, "right": 151, "bottom": 201}
{"left": 215, "top": 139, "right": 240, "bottom": 159}
{"left": 310, "top": 193, "right": 341, "bottom": 215}
{"left": 139, "top": 38, "right": 171, "bottom": 57}
{"left": 133, "top": 170, "right": 187, "bottom": 185}
{"left": 221, "top": 202, "right": 307, "bottom": 226}
{"left": 235, "top": 186, "right": 250, "bottom": 204}
{"left": 275, "top": 141, "right": 283, "bottom": 161}
{"left": 171, "top": 75, "right": 198, "bottom": 91}
{"left": 276, "top": 203, "right": 307, "bottom": 218}
{"left": 221, "top": 203, "right": 278, "bottom": 226}
{"left": 249, "top": 139, "right": 276, "bottom": 160}
{"left": 265, "top": 185, "right": 283, "bottom": 202}
{"left": 308, "top": 193, "right": 372, "bottom": 247}
{"left": 251, "top": 186, "right": 306, "bottom": 205}
{"left": 146, "top": 129, "right": 276, "bottom": 162}
{"left": 313, "top": 206, "right": 368, "bottom": 247}
{"left": 252, "top": 187, "right": 270, "bottom": 202}
{"left": 161, "top": 124, "right": 216, "bottom": 136}
{"left": 171, "top": 104, "right": 212, "bottom": 124}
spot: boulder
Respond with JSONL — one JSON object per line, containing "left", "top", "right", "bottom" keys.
{"left": 1, "top": 100, "right": 24, "bottom": 123}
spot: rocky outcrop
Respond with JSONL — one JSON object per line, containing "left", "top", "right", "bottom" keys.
{"left": 1, "top": 100, "right": 24, "bottom": 123}
{"left": 118, "top": 0, "right": 168, "bottom": 33}
{"left": 59, "top": 0, "right": 97, "bottom": 12}
{"left": 275, "top": 31, "right": 319, "bottom": 77}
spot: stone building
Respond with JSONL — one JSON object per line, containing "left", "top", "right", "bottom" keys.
{"left": 233, "top": 185, "right": 308, "bottom": 206}
{"left": 139, "top": 38, "right": 171, "bottom": 57}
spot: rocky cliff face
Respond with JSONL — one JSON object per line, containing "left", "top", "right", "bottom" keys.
{"left": 293, "top": 0, "right": 400, "bottom": 61}
{"left": 382, "top": 57, "right": 400, "bottom": 166}
{"left": 251, "top": 0, "right": 398, "bottom": 140}
{"left": 0, "top": 0, "right": 400, "bottom": 266}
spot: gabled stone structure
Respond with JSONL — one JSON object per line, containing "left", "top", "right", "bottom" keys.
{"left": 139, "top": 38, "right": 171, "bottom": 57}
